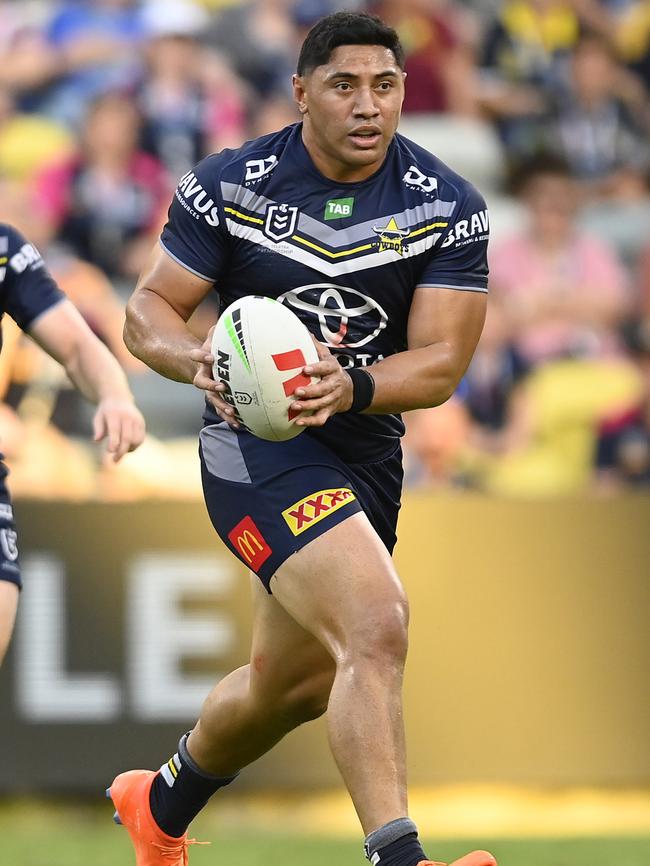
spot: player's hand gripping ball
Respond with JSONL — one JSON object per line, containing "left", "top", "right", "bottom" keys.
{"left": 210, "top": 296, "right": 319, "bottom": 441}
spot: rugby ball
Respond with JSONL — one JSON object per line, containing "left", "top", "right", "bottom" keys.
{"left": 211, "top": 296, "right": 319, "bottom": 441}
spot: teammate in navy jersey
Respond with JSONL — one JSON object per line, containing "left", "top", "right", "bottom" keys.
{"left": 111, "top": 12, "right": 495, "bottom": 866}
{"left": 0, "top": 223, "right": 145, "bottom": 665}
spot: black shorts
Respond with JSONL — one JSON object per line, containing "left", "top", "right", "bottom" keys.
{"left": 199, "top": 423, "right": 403, "bottom": 590}
{"left": 0, "top": 479, "right": 20, "bottom": 589}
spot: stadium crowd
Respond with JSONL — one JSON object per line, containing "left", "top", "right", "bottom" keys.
{"left": 0, "top": 0, "right": 649, "bottom": 497}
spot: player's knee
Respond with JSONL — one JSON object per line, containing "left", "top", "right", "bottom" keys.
{"left": 344, "top": 591, "right": 409, "bottom": 670}
{"left": 281, "top": 667, "right": 335, "bottom": 725}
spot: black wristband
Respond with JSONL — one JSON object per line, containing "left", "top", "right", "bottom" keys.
{"left": 348, "top": 367, "right": 375, "bottom": 413}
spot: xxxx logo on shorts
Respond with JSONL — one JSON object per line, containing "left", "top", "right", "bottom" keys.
{"left": 282, "top": 488, "right": 356, "bottom": 535}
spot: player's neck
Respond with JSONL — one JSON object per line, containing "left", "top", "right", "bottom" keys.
{"left": 300, "top": 124, "right": 386, "bottom": 184}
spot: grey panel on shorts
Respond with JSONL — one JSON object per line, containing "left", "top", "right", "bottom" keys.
{"left": 199, "top": 424, "right": 251, "bottom": 483}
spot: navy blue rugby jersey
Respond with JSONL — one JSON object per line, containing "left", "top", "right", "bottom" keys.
{"left": 0, "top": 223, "right": 64, "bottom": 351}
{"left": 160, "top": 122, "right": 489, "bottom": 463}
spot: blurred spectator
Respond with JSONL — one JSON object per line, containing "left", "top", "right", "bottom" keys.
{"left": 489, "top": 154, "right": 630, "bottom": 367}
{"left": 579, "top": 164, "right": 650, "bottom": 270}
{"left": 372, "top": 0, "right": 479, "bottom": 115}
{"left": 0, "top": 82, "right": 73, "bottom": 181}
{"left": 615, "top": 0, "right": 650, "bottom": 90}
{"left": 249, "top": 93, "right": 299, "bottom": 137}
{"left": 461, "top": 298, "right": 530, "bottom": 453}
{"left": 34, "top": 91, "right": 170, "bottom": 282}
{"left": 551, "top": 34, "right": 650, "bottom": 184}
{"left": 34, "top": 0, "right": 145, "bottom": 127}
{"left": 595, "top": 319, "right": 650, "bottom": 488}
{"left": 636, "top": 240, "right": 650, "bottom": 318}
{"left": 478, "top": 0, "right": 582, "bottom": 159}
{"left": 402, "top": 400, "right": 472, "bottom": 487}
{"left": 207, "top": 0, "right": 298, "bottom": 99}
{"left": 138, "top": 0, "right": 246, "bottom": 177}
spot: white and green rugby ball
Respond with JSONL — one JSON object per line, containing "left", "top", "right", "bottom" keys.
{"left": 211, "top": 296, "right": 319, "bottom": 441}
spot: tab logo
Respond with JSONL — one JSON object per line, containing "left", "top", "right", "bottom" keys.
{"left": 324, "top": 197, "right": 354, "bottom": 220}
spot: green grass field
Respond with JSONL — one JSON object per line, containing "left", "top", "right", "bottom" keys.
{"left": 0, "top": 801, "right": 648, "bottom": 866}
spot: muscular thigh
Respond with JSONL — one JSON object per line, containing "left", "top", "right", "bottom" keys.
{"left": 270, "top": 511, "right": 407, "bottom": 660}
{"left": 247, "top": 573, "right": 335, "bottom": 703}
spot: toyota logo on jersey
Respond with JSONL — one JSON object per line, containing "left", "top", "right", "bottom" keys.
{"left": 277, "top": 284, "right": 388, "bottom": 348}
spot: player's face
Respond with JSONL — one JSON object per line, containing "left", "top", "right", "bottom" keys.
{"left": 294, "top": 44, "right": 405, "bottom": 183}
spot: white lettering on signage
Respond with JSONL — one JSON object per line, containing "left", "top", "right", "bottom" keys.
{"left": 14, "top": 554, "right": 236, "bottom": 722}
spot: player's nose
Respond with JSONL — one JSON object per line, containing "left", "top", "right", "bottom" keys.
{"left": 353, "top": 88, "right": 380, "bottom": 117}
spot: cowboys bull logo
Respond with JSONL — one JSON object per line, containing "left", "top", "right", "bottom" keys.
{"left": 264, "top": 203, "right": 299, "bottom": 242}
{"left": 372, "top": 216, "right": 410, "bottom": 255}
{"left": 277, "top": 284, "right": 388, "bottom": 349}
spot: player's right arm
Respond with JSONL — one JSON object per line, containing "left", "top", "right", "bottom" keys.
{"left": 124, "top": 246, "right": 237, "bottom": 423}
{"left": 124, "top": 155, "right": 239, "bottom": 424}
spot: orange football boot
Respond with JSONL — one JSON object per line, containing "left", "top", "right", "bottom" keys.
{"left": 107, "top": 769, "right": 208, "bottom": 865}
{"left": 418, "top": 852, "right": 497, "bottom": 866}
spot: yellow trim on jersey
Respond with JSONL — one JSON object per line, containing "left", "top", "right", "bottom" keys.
{"left": 168, "top": 758, "right": 178, "bottom": 778}
{"left": 291, "top": 235, "right": 374, "bottom": 258}
{"left": 0, "top": 257, "right": 7, "bottom": 265}
{"left": 408, "top": 221, "right": 448, "bottom": 239}
{"left": 224, "top": 207, "right": 264, "bottom": 225}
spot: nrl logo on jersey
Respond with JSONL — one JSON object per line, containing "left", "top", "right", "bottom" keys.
{"left": 402, "top": 164, "right": 438, "bottom": 196}
{"left": 264, "top": 203, "right": 299, "bottom": 242}
{"left": 244, "top": 156, "right": 278, "bottom": 184}
{"left": 372, "top": 216, "right": 410, "bottom": 255}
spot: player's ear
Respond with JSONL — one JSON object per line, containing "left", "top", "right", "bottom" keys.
{"left": 292, "top": 74, "right": 308, "bottom": 115}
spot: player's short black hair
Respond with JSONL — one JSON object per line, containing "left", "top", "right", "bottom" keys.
{"left": 297, "top": 11, "right": 405, "bottom": 76}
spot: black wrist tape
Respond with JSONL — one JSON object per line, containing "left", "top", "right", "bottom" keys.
{"left": 348, "top": 367, "right": 375, "bottom": 412}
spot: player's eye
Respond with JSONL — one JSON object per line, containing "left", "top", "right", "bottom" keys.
{"left": 377, "top": 81, "right": 393, "bottom": 91}
{"left": 335, "top": 81, "right": 352, "bottom": 91}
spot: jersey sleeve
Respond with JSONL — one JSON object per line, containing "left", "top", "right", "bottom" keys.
{"left": 2, "top": 226, "right": 65, "bottom": 331}
{"left": 417, "top": 183, "right": 489, "bottom": 293}
{"left": 159, "top": 155, "right": 230, "bottom": 283}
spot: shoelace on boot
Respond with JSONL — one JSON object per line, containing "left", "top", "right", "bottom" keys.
{"left": 153, "top": 838, "right": 210, "bottom": 863}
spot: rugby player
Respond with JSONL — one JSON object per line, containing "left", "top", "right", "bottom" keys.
{"left": 0, "top": 223, "right": 146, "bottom": 665}
{"left": 112, "top": 12, "right": 494, "bottom": 866}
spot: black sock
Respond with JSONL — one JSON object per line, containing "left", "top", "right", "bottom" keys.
{"left": 149, "top": 733, "right": 238, "bottom": 837}
{"left": 364, "top": 818, "right": 428, "bottom": 866}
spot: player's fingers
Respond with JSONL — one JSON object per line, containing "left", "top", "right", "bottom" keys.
{"left": 93, "top": 408, "right": 107, "bottom": 442}
{"left": 190, "top": 348, "right": 214, "bottom": 365}
{"left": 112, "top": 418, "right": 132, "bottom": 462}
{"left": 105, "top": 412, "right": 122, "bottom": 458}
{"left": 303, "top": 358, "right": 338, "bottom": 377}
{"left": 206, "top": 393, "right": 240, "bottom": 427}
{"left": 293, "top": 377, "right": 337, "bottom": 400}
{"left": 296, "top": 406, "right": 330, "bottom": 427}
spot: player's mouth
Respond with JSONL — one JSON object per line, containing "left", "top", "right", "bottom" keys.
{"left": 348, "top": 127, "right": 382, "bottom": 148}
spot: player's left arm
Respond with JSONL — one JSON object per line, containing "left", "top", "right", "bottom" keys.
{"left": 29, "top": 300, "right": 146, "bottom": 461}
{"left": 292, "top": 288, "right": 486, "bottom": 422}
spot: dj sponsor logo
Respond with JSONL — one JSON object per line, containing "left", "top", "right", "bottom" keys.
{"left": 176, "top": 171, "right": 220, "bottom": 226}
{"left": 10, "top": 243, "right": 43, "bottom": 274}
{"left": 402, "top": 164, "right": 438, "bottom": 195}
{"left": 244, "top": 156, "right": 278, "bottom": 184}
{"left": 282, "top": 488, "right": 356, "bottom": 536}
{"left": 227, "top": 516, "right": 272, "bottom": 571}
{"left": 277, "top": 284, "right": 387, "bottom": 348}
{"left": 264, "top": 203, "right": 299, "bottom": 242}
{"left": 441, "top": 209, "right": 489, "bottom": 248}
